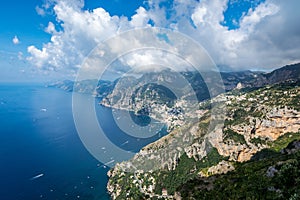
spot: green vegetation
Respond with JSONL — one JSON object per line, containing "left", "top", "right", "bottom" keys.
{"left": 199, "top": 100, "right": 212, "bottom": 110}
{"left": 109, "top": 147, "right": 225, "bottom": 199}
{"left": 223, "top": 128, "right": 247, "bottom": 145}
{"left": 133, "top": 83, "right": 177, "bottom": 108}
{"left": 109, "top": 173, "right": 144, "bottom": 199}
{"left": 249, "top": 131, "right": 300, "bottom": 161}
{"left": 269, "top": 131, "right": 300, "bottom": 152}
{"left": 178, "top": 140, "right": 300, "bottom": 200}
{"left": 225, "top": 108, "right": 248, "bottom": 126}
{"left": 225, "top": 81, "right": 300, "bottom": 128}
{"left": 108, "top": 80, "right": 300, "bottom": 199}
{"left": 243, "top": 81, "right": 300, "bottom": 111}
{"left": 198, "top": 121, "right": 209, "bottom": 132}
{"left": 198, "top": 112, "right": 210, "bottom": 133}
{"left": 153, "top": 147, "right": 225, "bottom": 195}
{"left": 250, "top": 137, "right": 267, "bottom": 145}
{"left": 249, "top": 106, "right": 264, "bottom": 118}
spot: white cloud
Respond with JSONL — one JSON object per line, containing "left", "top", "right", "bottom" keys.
{"left": 148, "top": 0, "right": 300, "bottom": 70}
{"left": 240, "top": 2, "right": 279, "bottom": 34}
{"left": 191, "top": 0, "right": 227, "bottom": 27}
{"left": 191, "top": 6, "right": 207, "bottom": 26}
{"left": 27, "top": 0, "right": 300, "bottom": 75}
{"left": 12, "top": 36, "right": 20, "bottom": 45}
{"left": 27, "top": 46, "right": 49, "bottom": 68}
{"left": 229, "top": 0, "right": 300, "bottom": 69}
{"left": 119, "top": 50, "right": 190, "bottom": 73}
{"left": 27, "top": 0, "right": 122, "bottom": 71}
{"left": 130, "top": 7, "right": 150, "bottom": 27}
{"left": 35, "top": 5, "right": 46, "bottom": 16}
{"left": 45, "top": 22, "right": 56, "bottom": 34}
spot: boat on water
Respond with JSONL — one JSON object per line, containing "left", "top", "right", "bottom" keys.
{"left": 30, "top": 173, "right": 44, "bottom": 180}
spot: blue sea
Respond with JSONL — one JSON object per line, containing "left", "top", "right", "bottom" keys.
{"left": 0, "top": 84, "right": 166, "bottom": 200}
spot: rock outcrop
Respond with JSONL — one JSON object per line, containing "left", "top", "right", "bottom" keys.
{"left": 107, "top": 80, "right": 300, "bottom": 199}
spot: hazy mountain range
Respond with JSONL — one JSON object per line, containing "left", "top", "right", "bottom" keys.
{"left": 50, "top": 63, "right": 300, "bottom": 101}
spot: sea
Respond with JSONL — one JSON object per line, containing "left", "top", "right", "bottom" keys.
{"left": 0, "top": 84, "right": 167, "bottom": 200}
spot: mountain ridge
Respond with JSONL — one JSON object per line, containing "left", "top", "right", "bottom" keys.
{"left": 106, "top": 78, "right": 300, "bottom": 199}
{"left": 48, "top": 62, "right": 300, "bottom": 199}
{"left": 50, "top": 63, "right": 300, "bottom": 98}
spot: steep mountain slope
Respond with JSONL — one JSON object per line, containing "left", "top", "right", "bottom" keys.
{"left": 50, "top": 63, "right": 299, "bottom": 98}
{"left": 106, "top": 80, "right": 300, "bottom": 199}
{"left": 178, "top": 139, "right": 300, "bottom": 200}
{"left": 264, "top": 63, "right": 300, "bottom": 85}
{"left": 48, "top": 63, "right": 300, "bottom": 199}
{"left": 99, "top": 64, "right": 299, "bottom": 131}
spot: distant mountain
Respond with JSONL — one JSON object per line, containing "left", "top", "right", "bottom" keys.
{"left": 263, "top": 63, "right": 300, "bottom": 84}
{"left": 49, "top": 63, "right": 299, "bottom": 131}
{"left": 48, "top": 79, "right": 116, "bottom": 98}
{"left": 50, "top": 63, "right": 300, "bottom": 101}
{"left": 48, "top": 80, "right": 74, "bottom": 92}
{"left": 221, "top": 63, "right": 300, "bottom": 89}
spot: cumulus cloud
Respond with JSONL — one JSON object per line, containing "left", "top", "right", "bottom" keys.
{"left": 130, "top": 7, "right": 150, "bottom": 27}
{"left": 27, "top": 0, "right": 122, "bottom": 71}
{"left": 27, "top": 0, "right": 300, "bottom": 75}
{"left": 12, "top": 36, "right": 20, "bottom": 45}
{"left": 229, "top": 0, "right": 300, "bottom": 69}
{"left": 27, "top": 46, "right": 49, "bottom": 68}
{"left": 119, "top": 49, "right": 191, "bottom": 73}
{"left": 146, "top": 0, "right": 300, "bottom": 70}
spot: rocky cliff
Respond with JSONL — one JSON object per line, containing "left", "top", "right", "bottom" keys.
{"left": 48, "top": 63, "right": 300, "bottom": 199}
{"left": 107, "top": 80, "right": 300, "bottom": 199}
{"left": 100, "top": 64, "right": 299, "bottom": 130}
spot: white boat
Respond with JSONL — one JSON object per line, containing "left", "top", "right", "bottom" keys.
{"left": 30, "top": 173, "right": 44, "bottom": 180}
{"left": 121, "top": 140, "right": 129, "bottom": 146}
{"left": 105, "top": 160, "right": 115, "bottom": 165}
{"left": 98, "top": 160, "right": 115, "bottom": 168}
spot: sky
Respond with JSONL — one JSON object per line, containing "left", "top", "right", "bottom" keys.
{"left": 0, "top": 0, "right": 300, "bottom": 82}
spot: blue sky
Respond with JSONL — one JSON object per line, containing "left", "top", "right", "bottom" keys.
{"left": 0, "top": 0, "right": 145, "bottom": 54}
{"left": 0, "top": 0, "right": 146, "bottom": 82}
{"left": 0, "top": 0, "right": 299, "bottom": 82}
{"left": 0, "top": 1, "right": 50, "bottom": 55}
{"left": 0, "top": 0, "right": 145, "bottom": 48}
{"left": 222, "top": 0, "right": 265, "bottom": 30}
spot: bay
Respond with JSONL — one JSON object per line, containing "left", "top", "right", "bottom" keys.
{"left": 0, "top": 84, "right": 166, "bottom": 200}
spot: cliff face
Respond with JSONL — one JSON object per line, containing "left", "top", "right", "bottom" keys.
{"left": 107, "top": 81, "right": 300, "bottom": 199}
{"left": 50, "top": 64, "right": 300, "bottom": 124}
{"left": 100, "top": 64, "right": 299, "bottom": 129}
{"left": 99, "top": 65, "right": 299, "bottom": 132}
{"left": 50, "top": 63, "right": 300, "bottom": 99}
{"left": 48, "top": 63, "right": 300, "bottom": 199}
{"left": 100, "top": 70, "right": 208, "bottom": 131}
